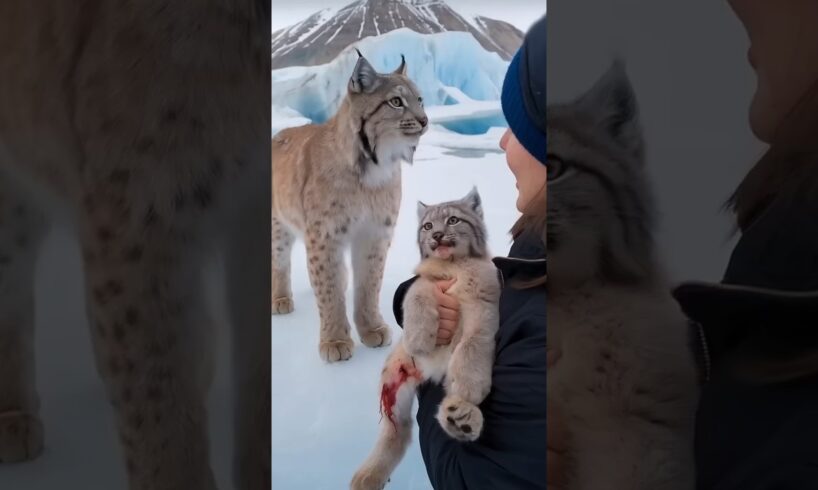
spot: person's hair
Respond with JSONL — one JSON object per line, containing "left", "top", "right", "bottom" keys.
{"left": 509, "top": 181, "right": 546, "bottom": 289}
{"left": 728, "top": 81, "right": 818, "bottom": 229}
{"left": 727, "top": 80, "right": 818, "bottom": 383}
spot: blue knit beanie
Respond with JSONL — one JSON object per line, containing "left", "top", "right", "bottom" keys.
{"left": 501, "top": 17, "right": 547, "bottom": 166}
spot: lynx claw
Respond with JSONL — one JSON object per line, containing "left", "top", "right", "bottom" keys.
{"left": 437, "top": 395, "right": 483, "bottom": 442}
{"left": 359, "top": 325, "right": 392, "bottom": 348}
{"left": 0, "top": 411, "right": 44, "bottom": 463}
{"left": 319, "top": 337, "right": 355, "bottom": 362}
{"left": 272, "top": 296, "right": 294, "bottom": 315}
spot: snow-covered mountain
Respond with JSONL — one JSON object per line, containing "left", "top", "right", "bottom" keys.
{"left": 271, "top": 0, "right": 524, "bottom": 69}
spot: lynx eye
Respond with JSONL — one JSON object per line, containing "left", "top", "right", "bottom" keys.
{"left": 422, "top": 222, "right": 433, "bottom": 230}
{"left": 418, "top": 96, "right": 423, "bottom": 104}
{"left": 388, "top": 97, "right": 403, "bottom": 108}
{"left": 447, "top": 216, "right": 460, "bottom": 225}
{"left": 547, "top": 154, "right": 570, "bottom": 183}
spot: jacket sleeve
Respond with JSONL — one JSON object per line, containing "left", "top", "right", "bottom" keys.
{"left": 392, "top": 276, "right": 419, "bottom": 329}
{"left": 415, "top": 310, "right": 548, "bottom": 489}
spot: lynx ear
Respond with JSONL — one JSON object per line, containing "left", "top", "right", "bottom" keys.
{"left": 349, "top": 51, "right": 381, "bottom": 94}
{"left": 394, "top": 54, "right": 407, "bottom": 75}
{"left": 417, "top": 201, "right": 428, "bottom": 221}
{"left": 574, "top": 58, "right": 644, "bottom": 161}
{"left": 463, "top": 186, "right": 483, "bottom": 218}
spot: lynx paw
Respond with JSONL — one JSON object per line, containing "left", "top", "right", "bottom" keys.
{"left": 0, "top": 411, "right": 44, "bottom": 463}
{"left": 319, "top": 337, "right": 355, "bottom": 363}
{"left": 350, "top": 465, "right": 390, "bottom": 490}
{"left": 272, "top": 296, "right": 294, "bottom": 315}
{"left": 437, "top": 396, "right": 483, "bottom": 442}
{"left": 359, "top": 325, "right": 392, "bottom": 348}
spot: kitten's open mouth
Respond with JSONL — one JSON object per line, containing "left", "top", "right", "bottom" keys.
{"left": 431, "top": 240, "right": 456, "bottom": 259}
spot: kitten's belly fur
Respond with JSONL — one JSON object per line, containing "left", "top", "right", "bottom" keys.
{"left": 548, "top": 285, "right": 697, "bottom": 489}
{"left": 414, "top": 346, "right": 453, "bottom": 383}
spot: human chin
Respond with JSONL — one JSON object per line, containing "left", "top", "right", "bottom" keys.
{"left": 748, "top": 84, "right": 777, "bottom": 143}
{"left": 515, "top": 189, "right": 530, "bottom": 213}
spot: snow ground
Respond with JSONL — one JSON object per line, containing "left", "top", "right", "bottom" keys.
{"left": 271, "top": 124, "right": 519, "bottom": 489}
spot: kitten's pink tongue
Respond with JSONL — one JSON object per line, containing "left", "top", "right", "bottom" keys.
{"left": 434, "top": 246, "right": 452, "bottom": 259}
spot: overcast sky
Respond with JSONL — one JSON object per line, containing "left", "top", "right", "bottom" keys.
{"left": 271, "top": 1, "right": 546, "bottom": 33}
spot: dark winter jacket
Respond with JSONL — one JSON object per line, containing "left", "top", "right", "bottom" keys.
{"left": 674, "top": 194, "right": 818, "bottom": 490}
{"left": 393, "top": 229, "right": 546, "bottom": 490}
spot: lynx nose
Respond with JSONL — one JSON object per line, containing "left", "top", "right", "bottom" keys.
{"left": 432, "top": 232, "right": 443, "bottom": 241}
{"left": 419, "top": 116, "right": 428, "bottom": 128}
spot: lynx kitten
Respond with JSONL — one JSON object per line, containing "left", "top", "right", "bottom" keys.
{"left": 350, "top": 188, "right": 501, "bottom": 490}
{"left": 547, "top": 61, "right": 698, "bottom": 490}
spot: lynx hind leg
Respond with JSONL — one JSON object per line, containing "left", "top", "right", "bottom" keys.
{"left": 446, "top": 306, "right": 497, "bottom": 405}
{"left": 351, "top": 343, "right": 422, "bottom": 490}
{"left": 437, "top": 308, "right": 496, "bottom": 442}
{"left": 0, "top": 187, "right": 47, "bottom": 463}
{"left": 437, "top": 395, "right": 483, "bottom": 442}
{"left": 271, "top": 215, "right": 295, "bottom": 315}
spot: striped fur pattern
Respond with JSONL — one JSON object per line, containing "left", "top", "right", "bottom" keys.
{"left": 546, "top": 62, "right": 698, "bottom": 490}
{"left": 351, "top": 188, "right": 501, "bottom": 490}
{"left": 416, "top": 187, "right": 487, "bottom": 260}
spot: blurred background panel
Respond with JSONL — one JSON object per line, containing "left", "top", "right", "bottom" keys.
{"left": 548, "top": 0, "right": 763, "bottom": 283}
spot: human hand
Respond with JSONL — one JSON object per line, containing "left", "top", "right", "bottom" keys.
{"left": 433, "top": 278, "right": 459, "bottom": 346}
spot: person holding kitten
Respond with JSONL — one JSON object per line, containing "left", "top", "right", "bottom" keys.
{"left": 391, "top": 15, "right": 547, "bottom": 489}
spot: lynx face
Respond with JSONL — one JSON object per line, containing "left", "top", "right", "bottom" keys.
{"left": 416, "top": 187, "right": 488, "bottom": 261}
{"left": 546, "top": 61, "right": 655, "bottom": 286}
{"left": 348, "top": 53, "right": 429, "bottom": 165}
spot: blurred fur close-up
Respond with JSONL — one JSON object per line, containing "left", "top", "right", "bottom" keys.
{"left": 0, "top": 2, "right": 271, "bottom": 490}
{"left": 545, "top": 62, "right": 698, "bottom": 489}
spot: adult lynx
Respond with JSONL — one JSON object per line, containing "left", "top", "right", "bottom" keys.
{"left": 272, "top": 51, "right": 429, "bottom": 362}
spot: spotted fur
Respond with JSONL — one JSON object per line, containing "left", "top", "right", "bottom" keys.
{"left": 0, "top": 2, "right": 270, "bottom": 489}
{"left": 272, "top": 51, "right": 428, "bottom": 363}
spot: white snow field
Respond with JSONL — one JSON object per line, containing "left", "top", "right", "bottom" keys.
{"left": 271, "top": 125, "right": 520, "bottom": 489}
{"left": 271, "top": 28, "right": 510, "bottom": 133}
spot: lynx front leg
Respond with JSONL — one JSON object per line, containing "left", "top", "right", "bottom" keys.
{"left": 351, "top": 342, "right": 421, "bottom": 490}
{"left": 400, "top": 280, "right": 439, "bottom": 357}
{"left": 351, "top": 228, "right": 393, "bottom": 348}
{"left": 271, "top": 215, "right": 295, "bottom": 314}
{"left": 0, "top": 191, "right": 47, "bottom": 463}
{"left": 305, "top": 228, "right": 354, "bottom": 362}
{"left": 79, "top": 205, "right": 216, "bottom": 490}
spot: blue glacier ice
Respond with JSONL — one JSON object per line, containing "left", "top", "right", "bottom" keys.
{"left": 271, "top": 28, "right": 510, "bottom": 135}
